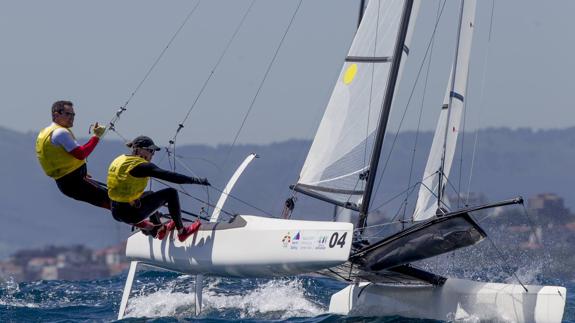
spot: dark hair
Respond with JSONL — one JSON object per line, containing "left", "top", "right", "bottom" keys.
{"left": 51, "top": 100, "right": 73, "bottom": 119}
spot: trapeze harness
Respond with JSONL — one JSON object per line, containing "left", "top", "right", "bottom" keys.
{"left": 36, "top": 124, "right": 110, "bottom": 209}
{"left": 107, "top": 154, "right": 204, "bottom": 228}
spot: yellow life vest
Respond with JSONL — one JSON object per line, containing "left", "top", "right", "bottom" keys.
{"left": 35, "top": 124, "right": 86, "bottom": 179}
{"left": 107, "top": 155, "right": 149, "bottom": 203}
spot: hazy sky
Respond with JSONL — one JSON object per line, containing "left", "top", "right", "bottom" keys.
{"left": 1, "top": 0, "right": 573, "bottom": 146}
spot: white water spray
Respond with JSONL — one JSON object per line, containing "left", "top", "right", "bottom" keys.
{"left": 125, "top": 277, "right": 325, "bottom": 319}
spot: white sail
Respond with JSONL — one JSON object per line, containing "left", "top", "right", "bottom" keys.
{"left": 413, "top": 0, "right": 477, "bottom": 221}
{"left": 297, "top": 0, "right": 419, "bottom": 208}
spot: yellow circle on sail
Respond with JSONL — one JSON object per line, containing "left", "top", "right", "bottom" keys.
{"left": 343, "top": 64, "right": 357, "bottom": 85}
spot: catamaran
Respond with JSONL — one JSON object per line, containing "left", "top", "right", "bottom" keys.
{"left": 117, "top": 0, "right": 566, "bottom": 321}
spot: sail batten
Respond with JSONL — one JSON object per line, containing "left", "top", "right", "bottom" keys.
{"left": 346, "top": 56, "right": 393, "bottom": 63}
{"left": 295, "top": 183, "right": 363, "bottom": 195}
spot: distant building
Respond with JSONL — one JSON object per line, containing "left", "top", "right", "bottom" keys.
{"left": 503, "top": 193, "right": 575, "bottom": 249}
{"left": 528, "top": 193, "right": 571, "bottom": 225}
{"left": 41, "top": 265, "right": 58, "bottom": 280}
{"left": 0, "top": 261, "right": 24, "bottom": 282}
{"left": 0, "top": 243, "right": 128, "bottom": 282}
{"left": 94, "top": 244, "right": 129, "bottom": 276}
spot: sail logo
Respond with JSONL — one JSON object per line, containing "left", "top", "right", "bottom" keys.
{"left": 289, "top": 231, "right": 302, "bottom": 250}
{"left": 282, "top": 232, "right": 291, "bottom": 248}
{"left": 315, "top": 236, "right": 328, "bottom": 250}
{"left": 282, "top": 231, "right": 320, "bottom": 250}
{"left": 344, "top": 63, "right": 357, "bottom": 84}
{"left": 282, "top": 231, "right": 304, "bottom": 249}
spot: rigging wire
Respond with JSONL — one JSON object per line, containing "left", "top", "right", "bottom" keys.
{"left": 370, "top": 171, "right": 438, "bottom": 214}
{"left": 209, "top": 183, "right": 275, "bottom": 217}
{"left": 167, "top": 0, "right": 257, "bottom": 167}
{"left": 95, "top": 1, "right": 274, "bottom": 222}
{"left": 106, "top": 0, "right": 202, "bottom": 138}
{"left": 221, "top": 0, "right": 304, "bottom": 167}
{"left": 403, "top": 0, "right": 442, "bottom": 223}
{"left": 520, "top": 203, "right": 545, "bottom": 247}
{"left": 436, "top": 0, "right": 464, "bottom": 211}
{"left": 369, "top": 193, "right": 416, "bottom": 238}
{"left": 353, "top": 219, "right": 408, "bottom": 232}
{"left": 456, "top": 1, "right": 481, "bottom": 208}
{"left": 152, "top": 178, "right": 237, "bottom": 218}
{"left": 133, "top": 149, "right": 236, "bottom": 220}
{"left": 162, "top": 0, "right": 257, "bottom": 217}
{"left": 366, "top": 172, "right": 458, "bottom": 238}
{"left": 108, "top": 126, "right": 130, "bottom": 144}
{"left": 363, "top": 0, "right": 382, "bottom": 179}
{"left": 451, "top": 202, "right": 530, "bottom": 292}
{"left": 169, "top": 154, "right": 274, "bottom": 217}
{"left": 457, "top": 13, "right": 473, "bottom": 208}
{"left": 466, "top": 0, "right": 495, "bottom": 205}
{"left": 171, "top": 154, "right": 211, "bottom": 215}
{"left": 370, "top": 0, "right": 448, "bottom": 211}
{"left": 174, "top": 155, "right": 224, "bottom": 174}
{"left": 441, "top": 169, "right": 462, "bottom": 202}
{"left": 457, "top": 61, "right": 475, "bottom": 208}
{"left": 333, "top": 177, "right": 362, "bottom": 223}
{"left": 457, "top": 80, "right": 468, "bottom": 208}
{"left": 519, "top": 203, "right": 553, "bottom": 268}
{"left": 481, "top": 225, "right": 529, "bottom": 292}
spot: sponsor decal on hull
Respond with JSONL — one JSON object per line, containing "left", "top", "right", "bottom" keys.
{"left": 315, "top": 236, "right": 328, "bottom": 250}
{"left": 282, "top": 232, "right": 291, "bottom": 248}
{"left": 281, "top": 231, "right": 343, "bottom": 250}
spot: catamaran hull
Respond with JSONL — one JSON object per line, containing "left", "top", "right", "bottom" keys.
{"left": 329, "top": 278, "right": 566, "bottom": 322}
{"left": 125, "top": 215, "right": 353, "bottom": 277}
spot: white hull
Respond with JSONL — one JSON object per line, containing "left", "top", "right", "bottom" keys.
{"left": 329, "top": 278, "right": 566, "bottom": 322}
{"left": 126, "top": 215, "right": 353, "bottom": 277}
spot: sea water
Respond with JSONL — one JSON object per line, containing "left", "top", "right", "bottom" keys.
{"left": 0, "top": 270, "right": 573, "bottom": 322}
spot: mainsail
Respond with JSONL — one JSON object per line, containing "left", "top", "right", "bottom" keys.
{"left": 295, "top": 0, "right": 419, "bottom": 210}
{"left": 413, "top": 0, "right": 477, "bottom": 221}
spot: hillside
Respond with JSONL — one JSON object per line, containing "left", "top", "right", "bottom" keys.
{"left": 1, "top": 126, "right": 575, "bottom": 258}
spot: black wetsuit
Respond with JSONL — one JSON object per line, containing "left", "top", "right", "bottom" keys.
{"left": 56, "top": 164, "right": 110, "bottom": 209}
{"left": 110, "top": 162, "right": 205, "bottom": 228}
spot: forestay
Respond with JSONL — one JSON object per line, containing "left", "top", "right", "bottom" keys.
{"left": 413, "top": 0, "right": 476, "bottom": 221}
{"left": 295, "top": 0, "right": 419, "bottom": 209}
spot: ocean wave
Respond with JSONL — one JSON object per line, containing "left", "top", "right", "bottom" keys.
{"left": 0, "top": 271, "right": 572, "bottom": 322}
{"left": 125, "top": 276, "right": 325, "bottom": 320}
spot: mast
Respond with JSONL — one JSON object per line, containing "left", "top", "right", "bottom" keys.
{"left": 437, "top": 0, "right": 466, "bottom": 211}
{"left": 358, "top": 0, "right": 414, "bottom": 230}
{"left": 358, "top": 0, "right": 367, "bottom": 28}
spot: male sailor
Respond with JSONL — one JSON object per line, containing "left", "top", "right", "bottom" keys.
{"left": 107, "top": 135, "right": 209, "bottom": 241}
{"left": 36, "top": 100, "right": 110, "bottom": 209}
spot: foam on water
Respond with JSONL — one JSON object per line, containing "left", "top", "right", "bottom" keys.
{"left": 126, "top": 277, "right": 325, "bottom": 319}
{"left": 505, "top": 261, "right": 545, "bottom": 285}
{"left": 126, "top": 289, "right": 195, "bottom": 318}
{"left": 0, "top": 276, "right": 42, "bottom": 309}
{"left": 205, "top": 278, "right": 325, "bottom": 319}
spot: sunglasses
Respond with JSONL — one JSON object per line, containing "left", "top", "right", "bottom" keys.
{"left": 59, "top": 111, "right": 76, "bottom": 117}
